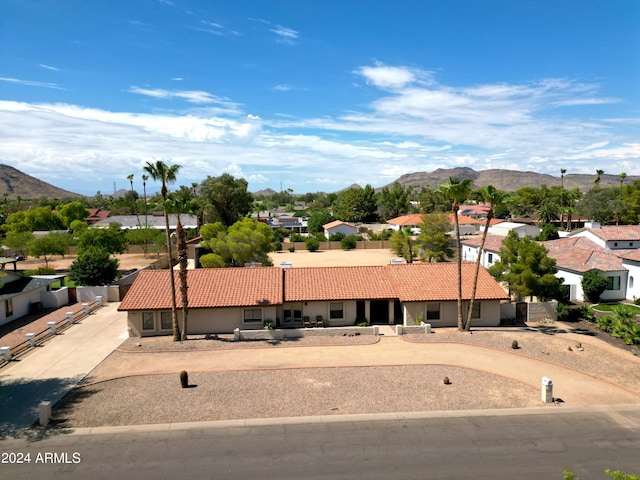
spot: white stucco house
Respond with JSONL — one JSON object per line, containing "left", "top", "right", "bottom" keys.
{"left": 488, "top": 222, "right": 540, "bottom": 238}
{"left": 619, "top": 249, "right": 640, "bottom": 301}
{"left": 323, "top": 220, "right": 358, "bottom": 238}
{"left": 0, "top": 271, "right": 65, "bottom": 327}
{"left": 569, "top": 224, "right": 640, "bottom": 250}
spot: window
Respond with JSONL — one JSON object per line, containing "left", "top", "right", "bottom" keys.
{"left": 487, "top": 253, "right": 493, "bottom": 264}
{"left": 283, "top": 303, "right": 303, "bottom": 324}
{"left": 329, "top": 302, "right": 344, "bottom": 319}
{"left": 5, "top": 299, "right": 13, "bottom": 318}
{"left": 426, "top": 303, "right": 440, "bottom": 321}
{"left": 629, "top": 276, "right": 634, "bottom": 289}
{"left": 160, "top": 311, "right": 172, "bottom": 330}
{"left": 606, "top": 276, "right": 621, "bottom": 291}
{"left": 466, "top": 302, "right": 481, "bottom": 319}
{"left": 630, "top": 242, "right": 634, "bottom": 247}
{"left": 142, "top": 312, "right": 155, "bottom": 330}
{"left": 614, "top": 242, "right": 618, "bottom": 247}
{"left": 243, "top": 308, "right": 262, "bottom": 323}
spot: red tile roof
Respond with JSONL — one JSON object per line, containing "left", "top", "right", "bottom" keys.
{"left": 118, "top": 268, "right": 283, "bottom": 311}
{"left": 119, "top": 263, "right": 509, "bottom": 311}
{"left": 386, "top": 263, "right": 508, "bottom": 301}
{"left": 285, "top": 266, "right": 397, "bottom": 301}
{"left": 460, "top": 235, "right": 505, "bottom": 253}
{"left": 585, "top": 226, "right": 640, "bottom": 241}
{"left": 388, "top": 213, "right": 480, "bottom": 227}
{"left": 618, "top": 249, "right": 640, "bottom": 262}
{"left": 85, "top": 208, "right": 110, "bottom": 222}
{"left": 543, "top": 237, "right": 624, "bottom": 273}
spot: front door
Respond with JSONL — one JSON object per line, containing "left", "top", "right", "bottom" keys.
{"left": 282, "top": 302, "right": 303, "bottom": 327}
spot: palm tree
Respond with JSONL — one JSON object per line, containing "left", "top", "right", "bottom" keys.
{"left": 619, "top": 172, "right": 627, "bottom": 189}
{"left": 439, "top": 177, "right": 472, "bottom": 331}
{"left": 127, "top": 174, "right": 142, "bottom": 227}
{"left": 167, "top": 186, "right": 199, "bottom": 341}
{"left": 535, "top": 202, "right": 560, "bottom": 225}
{"left": 143, "top": 160, "right": 182, "bottom": 341}
{"left": 142, "top": 174, "right": 149, "bottom": 227}
{"left": 594, "top": 169, "right": 604, "bottom": 188}
{"left": 560, "top": 168, "right": 567, "bottom": 189}
{"left": 465, "top": 186, "right": 511, "bottom": 331}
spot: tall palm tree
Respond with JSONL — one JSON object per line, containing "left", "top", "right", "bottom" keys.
{"left": 439, "top": 177, "right": 472, "bottom": 331}
{"left": 619, "top": 172, "right": 627, "bottom": 189}
{"left": 142, "top": 174, "right": 149, "bottom": 227}
{"left": 594, "top": 169, "right": 604, "bottom": 188}
{"left": 465, "top": 186, "right": 511, "bottom": 331}
{"left": 167, "top": 186, "right": 199, "bottom": 341}
{"left": 127, "top": 174, "right": 142, "bottom": 227}
{"left": 560, "top": 168, "right": 567, "bottom": 190}
{"left": 143, "top": 160, "right": 182, "bottom": 341}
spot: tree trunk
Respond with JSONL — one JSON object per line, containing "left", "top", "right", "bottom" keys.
{"left": 177, "top": 218, "right": 189, "bottom": 341}
{"left": 164, "top": 207, "right": 181, "bottom": 341}
{"left": 465, "top": 210, "right": 493, "bottom": 331}
{"left": 453, "top": 202, "right": 464, "bottom": 331}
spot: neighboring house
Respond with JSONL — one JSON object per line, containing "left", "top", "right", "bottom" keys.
{"left": 93, "top": 214, "right": 198, "bottom": 231}
{"left": 618, "top": 249, "right": 640, "bottom": 301}
{"left": 268, "top": 215, "right": 307, "bottom": 234}
{"left": 461, "top": 235, "right": 505, "bottom": 268}
{"left": 388, "top": 213, "right": 480, "bottom": 235}
{"left": 0, "top": 271, "right": 59, "bottom": 327}
{"left": 118, "top": 263, "right": 509, "bottom": 336}
{"left": 323, "top": 220, "right": 358, "bottom": 238}
{"left": 488, "top": 221, "right": 540, "bottom": 238}
{"left": 85, "top": 208, "right": 111, "bottom": 224}
{"left": 569, "top": 224, "right": 640, "bottom": 250}
{"left": 543, "top": 237, "right": 628, "bottom": 302}
{"left": 459, "top": 203, "right": 490, "bottom": 219}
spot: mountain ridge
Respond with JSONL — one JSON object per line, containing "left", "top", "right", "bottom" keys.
{"left": 0, "top": 164, "right": 82, "bottom": 199}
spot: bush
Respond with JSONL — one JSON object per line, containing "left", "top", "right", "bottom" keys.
{"left": 25, "top": 267, "right": 56, "bottom": 275}
{"left": 579, "top": 305, "right": 595, "bottom": 322}
{"left": 556, "top": 302, "right": 573, "bottom": 322}
{"left": 329, "top": 232, "right": 345, "bottom": 242}
{"left": 305, "top": 237, "right": 320, "bottom": 252}
{"left": 263, "top": 319, "right": 275, "bottom": 330}
{"left": 199, "top": 253, "right": 226, "bottom": 268}
{"left": 272, "top": 241, "right": 282, "bottom": 252}
{"left": 288, "top": 245, "right": 295, "bottom": 252}
{"left": 635, "top": 297, "right": 640, "bottom": 306}
{"left": 68, "top": 247, "right": 119, "bottom": 286}
{"left": 290, "top": 233, "right": 304, "bottom": 242}
{"left": 581, "top": 271, "right": 610, "bottom": 303}
{"left": 340, "top": 235, "right": 357, "bottom": 250}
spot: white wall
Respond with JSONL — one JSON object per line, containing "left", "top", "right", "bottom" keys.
{"left": 41, "top": 287, "right": 69, "bottom": 309}
{"left": 623, "top": 260, "right": 640, "bottom": 301}
{"left": 76, "top": 286, "right": 109, "bottom": 303}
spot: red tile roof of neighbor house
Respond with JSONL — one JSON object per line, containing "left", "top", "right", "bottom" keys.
{"left": 118, "top": 268, "right": 283, "bottom": 311}
{"left": 386, "top": 263, "right": 509, "bottom": 301}
{"left": 119, "top": 263, "right": 509, "bottom": 311}
{"left": 543, "top": 238, "right": 625, "bottom": 273}
{"left": 388, "top": 213, "right": 480, "bottom": 227}
{"left": 617, "top": 249, "right": 640, "bottom": 262}
{"left": 460, "top": 235, "right": 506, "bottom": 252}
{"left": 85, "top": 208, "right": 110, "bottom": 222}
{"left": 584, "top": 225, "right": 640, "bottom": 241}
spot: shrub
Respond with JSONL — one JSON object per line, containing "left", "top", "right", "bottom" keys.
{"left": 556, "top": 302, "right": 573, "bottom": 322}
{"left": 635, "top": 297, "right": 640, "bottom": 306}
{"left": 596, "top": 315, "right": 613, "bottom": 333}
{"left": 25, "top": 267, "right": 56, "bottom": 276}
{"left": 288, "top": 245, "right": 295, "bottom": 253}
{"left": 68, "top": 247, "right": 119, "bottom": 286}
{"left": 272, "top": 241, "right": 282, "bottom": 252}
{"left": 340, "top": 235, "right": 357, "bottom": 250}
{"left": 581, "top": 271, "right": 610, "bottom": 303}
{"left": 329, "top": 232, "right": 345, "bottom": 242}
{"left": 263, "top": 319, "right": 275, "bottom": 330}
{"left": 579, "top": 305, "right": 595, "bottom": 322}
{"left": 305, "top": 237, "right": 320, "bottom": 252}
{"left": 199, "top": 253, "right": 225, "bottom": 268}
{"left": 290, "top": 233, "right": 304, "bottom": 242}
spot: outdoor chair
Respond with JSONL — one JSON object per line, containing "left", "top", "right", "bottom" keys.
{"left": 303, "top": 316, "right": 311, "bottom": 328}
{"left": 315, "top": 315, "right": 325, "bottom": 327}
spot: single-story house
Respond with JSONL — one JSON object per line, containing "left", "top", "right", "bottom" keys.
{"left": 323, "top": 220, "right": 358, "bottom": 238}
{"left": 388, "top": 213, "right": 480, "bottom": 235}
{"left": 118, "top": 263, "right": 509, "bottom": 336}
{"left": 461, "top": 235, "right": 505, "bottom": 268}
{"left": 85, "top": 208, "right": 111, "bottom": 224}
{"left": 0, "top": 271, "right": 60, "bottom": 327}
{"left": 569, "top": 224, "right": 640, "bottom": 250}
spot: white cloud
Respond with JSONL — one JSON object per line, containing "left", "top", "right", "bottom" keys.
{"left": 39, "top": 64, "right": 59, "bottom": 71}
{"left": 355, "top": 63, "right": 433, "bottom": 90}
{"left": 271, "top": 25, "right": 298, "bottom": 39}
{"left": 0, "top": 77, "right": 63, "bottom": 90}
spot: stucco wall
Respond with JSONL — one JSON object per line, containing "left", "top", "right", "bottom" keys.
{"left": 402, "top": 300, "right": 501, "bottom": 327}
{"left": 623, "top": 261, "right": 640, "bottom": 301}
{"left": 41, "top": 287, "right": 69, "bottom": 309}
{"left": 527, "top": 301, "right": 557, "bottom": 322}
{"left": 76, "top": 286, "right": 109, "bottom": 303}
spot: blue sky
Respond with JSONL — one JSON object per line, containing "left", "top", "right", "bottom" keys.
{"left": 1, "top": 0, "right": 639, "bottom": 196}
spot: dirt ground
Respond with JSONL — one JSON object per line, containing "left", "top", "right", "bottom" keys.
{"left": 12, "top": 248, "right": 399, "bottom": 273}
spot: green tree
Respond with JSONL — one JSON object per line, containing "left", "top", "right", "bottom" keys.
{"left": 144, "top": 160, "right": 182, "bottom": 341}
{"left": 439, "top": 177, "right": 472, "bottom": 330}
{"left": 57, "top": 201, "right": 90, "bottom": 228}
{"left": 199, "top": 174, "right": 253, "bottom": 226}
{"left": 379, "top": 182, "right": 409, "bottom": 220}
{"left": 77, "top": 224, "right": 126, "bottom": 255}
{"left": 2, "top": 206, "right": 65, "bottom": 233}
{"left": 415, "top": 213, "right": 452, "bottom": 262}
{"left": 27, "top": 233, "right": 71, "bottom": 268}
{"left": 68, "top": 247, "right": 119, "bottom": 286}
{"left": 201, "top": 218, "right": 274, "bottom": 267}
{"left": 3, "top": 230, "right": 35, "bottom": 257}
{"left": 465, "top": 185, "right": 511, "bottom": 330}
{"left": 577, "top": 187, "right": 624, "bottom": 224}
{"left": 390, "top": 228, "right": 416, "bottom": 262}
{"left": 536, "top": 202, "right": 560, "bottom": 224}
{"left": 536, "top": 223, "right": 560, "bottom": 241}
{"left": 333, "top": 185, "right": 378, "bottom": 222}
{"left": 418, "top": 187, "right": 450, "bottom": 213}
{"left": 307, "top": 208, "right": 335, "bottom": 233}
{"left": 340, "top": 235, "right": 357, "bottom": 250}
{"left": 488, "top": 231, "right": 562, "bottom": 302}
{"left": 125, "top": 227, "right": 159, "bottom": 257}
{"left": 581, "top": 270, "right": 610, "bottom": 303}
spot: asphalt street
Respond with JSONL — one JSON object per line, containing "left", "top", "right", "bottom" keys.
{"left": 1, "top": 406, "right": 639, "bottom": 480}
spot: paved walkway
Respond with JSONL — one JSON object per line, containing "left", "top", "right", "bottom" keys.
{"left": 0, "top": 303, "right": 127, "bottom": 436}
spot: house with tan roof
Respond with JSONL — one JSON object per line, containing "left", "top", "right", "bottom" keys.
{"left": 118, "top": 263, "right": 509, "bottom": 336}
{"left": 323, "top": 220, "right": 358, "bottom": 239}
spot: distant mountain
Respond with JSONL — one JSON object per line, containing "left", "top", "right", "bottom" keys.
{"left": 0, "top": 164, "right": 82, "bottom": 199}
{"left": 385, "top": 168, "right": 639, "bottom": 192}
{"left": 253, "top": 188, "right": 278, "bottom": 197}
